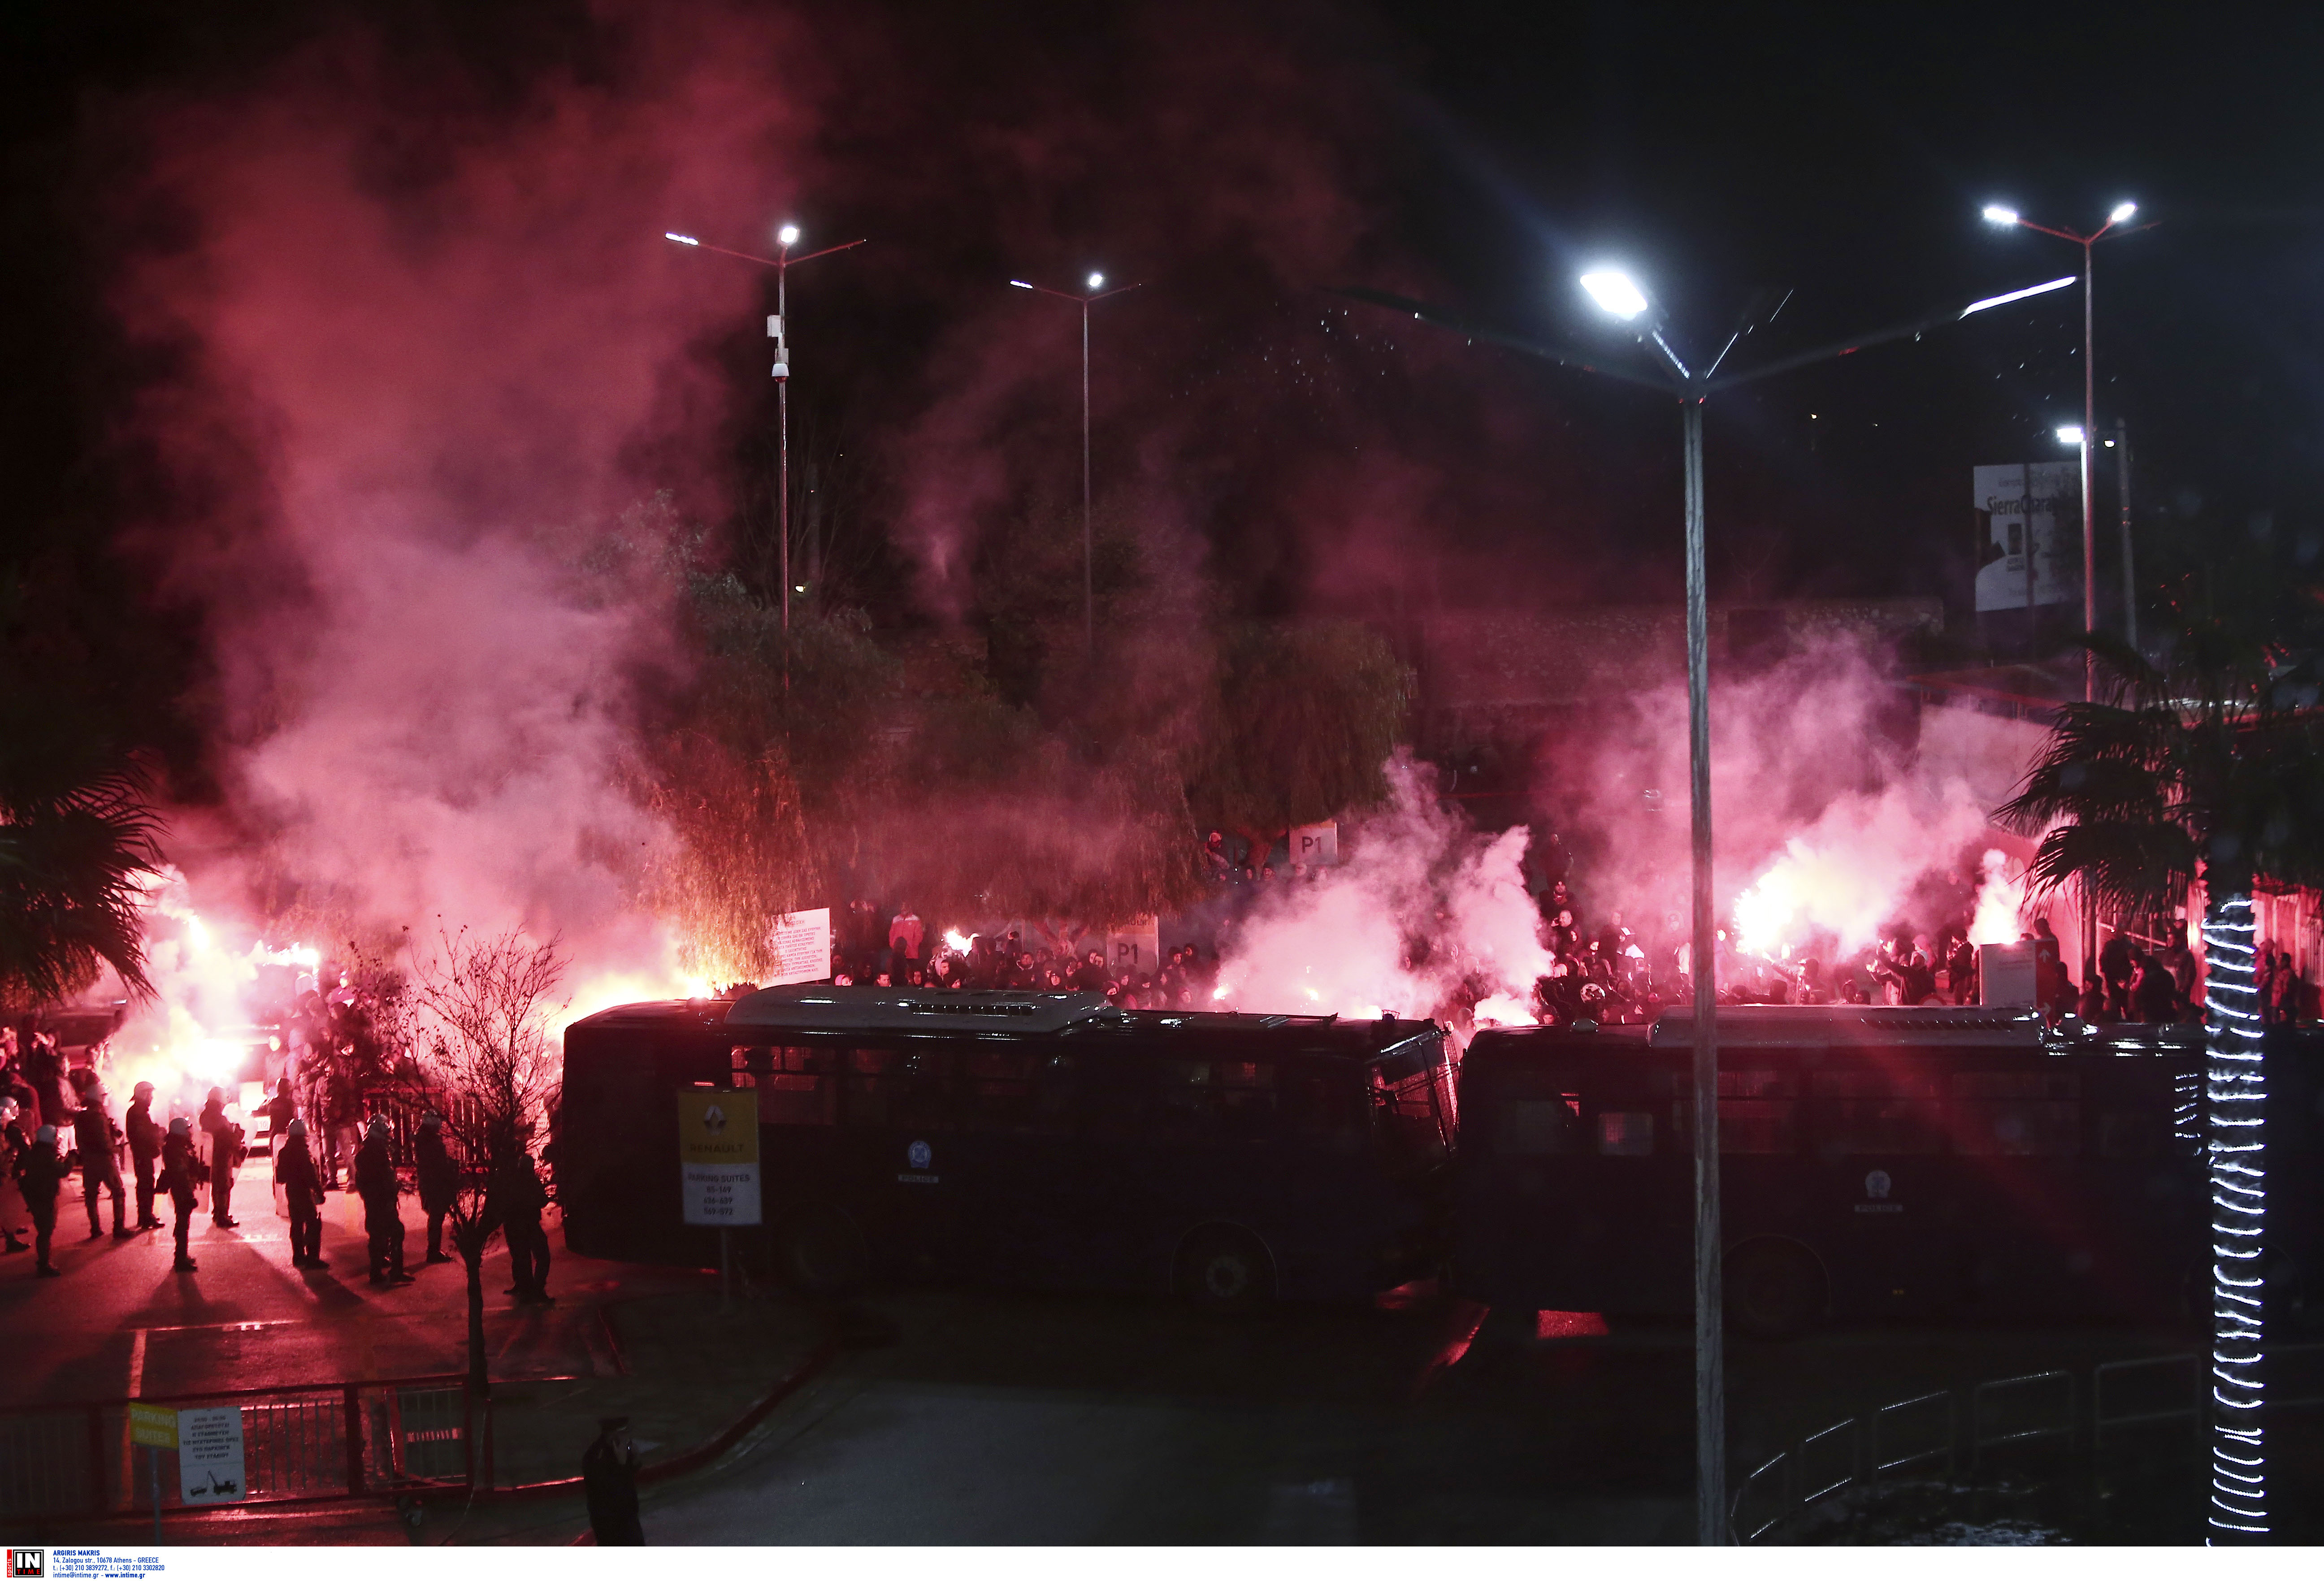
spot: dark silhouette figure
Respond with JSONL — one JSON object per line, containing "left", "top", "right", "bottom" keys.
{"left": 162, "top": 1118, "right": 201, "bottom": 1270}
{"left": 582, "top": 1418, "right": 644, "bottom": 1545}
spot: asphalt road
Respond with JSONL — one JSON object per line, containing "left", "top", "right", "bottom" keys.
{"left": 605, "top": 1285, "right": 2212, "bottom": 1545}
{"left": 4, "top": 1194, "right": 2235, "bottom": 1545}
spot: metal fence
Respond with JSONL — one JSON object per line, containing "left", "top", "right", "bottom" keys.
{"left": 1730, "top": 1342, "right": 2324, "bottom": 1543}
{"left": 0, "top": 1376, "right": 475, "bottom": 1523}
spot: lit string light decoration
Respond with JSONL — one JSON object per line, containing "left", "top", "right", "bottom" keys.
{"left": 2201, "top": 897, "right": 2267, "bottom": 1539}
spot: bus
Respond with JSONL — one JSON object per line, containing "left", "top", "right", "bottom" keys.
{"left": 558, "top": 986, "right": 1456, "bottom": 1312}
{"left": 1451, "top": 1005, "right": 2215, "bottom": 1336}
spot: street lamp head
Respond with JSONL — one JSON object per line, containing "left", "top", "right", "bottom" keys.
{"left": 777, "top": 223, "right": 800, "bottom": 248}
{"left": 664, "top": 232, "right": 700, "bottom": 246}
{"left": 1579, "top": 268, "right": 1650, "bottom": 321}
{"left": 1009, "top": 280, "right": 1034, "bottom": 290}
{"left": 2108, "top": 201, "right": 2138, "bottom": 225}
{"left": 1981, "top": 204, "right": 2020, "bottom": 226}
{"left": 2056, "top": 424, "right": 2086, "bottom": 446}
{"left": 1087, "top": 272, "right": 1105, "bottom": 290}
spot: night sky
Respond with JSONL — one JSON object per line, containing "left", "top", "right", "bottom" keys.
{"left": 4, "top": 0, "right": 2316, "bottom": 737}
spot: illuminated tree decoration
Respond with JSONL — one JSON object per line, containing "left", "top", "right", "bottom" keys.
{"left": 2202, "top": 897, "right": 2266, "bottom": 1537}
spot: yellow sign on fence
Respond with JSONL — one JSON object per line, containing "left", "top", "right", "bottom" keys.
{"left": 129, "top": 1402, "right": 179, "bottom": 1450}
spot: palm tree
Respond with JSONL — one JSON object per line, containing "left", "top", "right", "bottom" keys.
{"left": 0, "top": 728, "right": 163, "bottom": 1011}
{"left": 1997, "top": 629, "right": 2324, "bottom": 1542}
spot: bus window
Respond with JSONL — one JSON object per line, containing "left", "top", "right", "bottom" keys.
{"left": 1596, "top": 1109, "right": 1655, "bottom": 1156}
{"left": 729, "top": 1046, "right": 837, "bottom": 1126}
{"left": 1152, "top": 1060, "right": 1223, "bottom": 1146}
{"left": 843, "top": 1047, "right": 957, "bottom": 1131}
{"left": 961, "top": 1049, "right": 1037, "bottom": 1132}
{"left": 1498, "top": 1095, "right": 1583, "bottom": 1155}
{"left": 1284, "top": 1068, "right": 1365, "bottom": 1154}
{"left": 1808, "top": 1069, "right": 1943, "bottom": 1156}
{"left": 1952, "top": 1070, "right": 2079, "bottom": 1157}
{"left": 1373, "top": 1063, "right": 1449, "bottom": 1164}
{"left": 1219, "top": 1061, "right": 1279, "bottom": 1141}
{"left": 1674, "top": 1095, "right": 1800, "bottom": 1154}
{"left": 1032, "top": 1054, "right": 1077, "bottom": 1130}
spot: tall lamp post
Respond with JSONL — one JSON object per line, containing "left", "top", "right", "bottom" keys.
{"left": 1009, "top": 273, "right": 1141, "bottom": 654}
{"left": 1348, "top": 259, "right": 2076, "bottom": 1545}
{"left": 1979, "top": 200, "right": 2142, "bottom": 702}
{"left": 1984, "top": 199, "right": 2141, "bottom": 997}
{"left": 665, "top": 224, "right": 867, "bottom": 646}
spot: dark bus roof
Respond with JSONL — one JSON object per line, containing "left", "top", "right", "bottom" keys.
{"left": 1467, "top": 1004, "right": 2203, "bottom": 1064}
{"left": 568, "top": 987, "right": 1444, "bottom": 1061}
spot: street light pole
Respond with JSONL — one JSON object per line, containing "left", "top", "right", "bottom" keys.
{"left": 1354, "top": 257, "right": 2077, "bottom": 1546}
{"left": 664, "top": 225, "right": 867, "bottom": 678}
{"left": 1010, "top": 273, "right": 1141, "bottom": 654}
{"left": 1980, "top": 200, "right": 2142, "bottom": 704}
{"left": 2115, "top": 421, "right": 2137, "bottom": 651}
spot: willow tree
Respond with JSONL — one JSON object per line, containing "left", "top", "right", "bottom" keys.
{"left": 1998, "top": 631, "right": 2324, "bottom": 1542}
{"left": 1187, "top": 619, "right": 1410, "bottom": 853}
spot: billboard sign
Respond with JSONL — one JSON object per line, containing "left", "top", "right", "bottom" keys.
{"left": 1974, "top": 461, "right": 2080, "bottom": 612}
{"left": 767, "top": 907, "right": 833, "bottom": 987}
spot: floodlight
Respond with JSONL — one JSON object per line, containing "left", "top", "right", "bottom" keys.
{"left": 2109, "top": 201, "right": 2138, "bottom": 225}
{"left": 1981, "top": 205, "right": 2020, "bottom": 226}
{"left": 2056, "top": 424, "right": 2085, "bottom": 446}
{"left": 777, "top": 223, "right": 801, "bottom": 247}
{"left": 1579, "top": 269, "right": 1650, "bottom": 321}
{"left": 665, "top": 232, "right": 700, "bottom": 246}
{"left": 1088, "top": 272, "right": 1106, "bottom": 290}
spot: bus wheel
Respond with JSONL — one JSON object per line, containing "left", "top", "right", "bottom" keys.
{"left": 1175, "top": 1226, "right": 1276, "bottom": 1317}
{"left": 781, "top": 1207, "right": 869, "bottom": 1299}
{"left": 1724, "top": 1239, "right": 1826, "bottom": 1340}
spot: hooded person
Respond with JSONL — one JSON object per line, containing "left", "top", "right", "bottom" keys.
{"left": 277, "top": 1117, "right": 325, "bottom": 1269}
{"left": 355, "top": 1115, "right": 411, "bottom": 1285}
{"left": 14, "top": 1122, "right": 65, "bottom": 1275}
{"left": 125, "top": 1080, "right": 165, "bottom": 1230}
{"left": 68, "top": 1069, "right": 130, "bottom": 1241}
{"left": 161, "top": 1117, "right": 201, "bottom": 1271}
{"left": 415, "top": 1112, "right": 458, "bottom": 1265}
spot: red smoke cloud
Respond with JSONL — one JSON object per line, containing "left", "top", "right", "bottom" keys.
{"left": 108, "top": 8, "right": 819, "bottom": 975}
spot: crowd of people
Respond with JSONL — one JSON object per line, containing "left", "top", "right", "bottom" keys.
{"left": 831, "top": 899, "right": 1219, "bottom": 1009}
{"left": 0, "top": 1018, "right": 554, "bottom": 1299}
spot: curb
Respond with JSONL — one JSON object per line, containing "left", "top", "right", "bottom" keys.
{"left": 473, "top": 1335, "right": 841, "bottom": 1500}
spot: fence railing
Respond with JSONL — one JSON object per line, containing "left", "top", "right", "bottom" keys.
{"left": 1730, "top": 1341, "right": 2324, "bottom": 1544}
{"left": 0, "top": 1375, "right": 475, "bottom": 1523}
